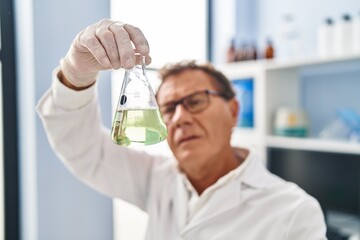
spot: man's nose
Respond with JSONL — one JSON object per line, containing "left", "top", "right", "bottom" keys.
{"left": 171, "top": 103, "right": 192, "bottom": 126}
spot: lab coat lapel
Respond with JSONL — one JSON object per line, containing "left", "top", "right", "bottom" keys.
{"left": 181, "top": 175, "right": 242, "bottom": 234}
{"left": 174, "top": 173, "right": 189, "bottom": 232}
{"left": 180, "top": 153, "right": 273, "bottom": 236}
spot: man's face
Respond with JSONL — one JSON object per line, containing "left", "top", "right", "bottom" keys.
{"left": 157, "top": 69, "right": 239, "bottom": 172}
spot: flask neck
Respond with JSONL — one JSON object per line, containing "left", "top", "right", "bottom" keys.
{"left": 135, "top": 54, "right": 145, "bottom": 66}
{"left": 126, "top": 54, "right": 145, "bottom": 73}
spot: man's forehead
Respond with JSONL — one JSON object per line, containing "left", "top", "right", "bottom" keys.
{"left": 157, "top": 71, "right": 215, "bottom": 104}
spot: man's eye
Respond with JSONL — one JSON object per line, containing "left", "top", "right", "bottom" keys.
{"left": 162, "top": 105, "right": 176, "bottom": 114}
{"left": 187, "top": 98, "right": 205, "bottom": 107}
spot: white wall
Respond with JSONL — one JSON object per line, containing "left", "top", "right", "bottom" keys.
{"left": 211, "top": 0, "right": 236, "bottom": 64}
{"left": 111, "top": 0, "right": 207, "bottom": 68}
{"left": 14, "top": 1, "right": 37, "bottom": 239}
{"left": 15, "top": 0, "right": 114, "bottom": 239}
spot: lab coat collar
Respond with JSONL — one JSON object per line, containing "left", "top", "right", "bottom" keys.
{"left": 180, "top": 170, "right": 242, "bottom": 235}
{"left": 241, "top": 150, "right": 277, "bottom": 189}
{"left": 180, "top": 149, "right": 275, "bottom": 236}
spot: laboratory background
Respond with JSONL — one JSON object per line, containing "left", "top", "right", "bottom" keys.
{"left": 0, "top": 0, "right": 360, "bottom": 239}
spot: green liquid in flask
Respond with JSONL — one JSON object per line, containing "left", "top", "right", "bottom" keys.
{"left": 111, "top": 108, "right": 168, "bottom": 146}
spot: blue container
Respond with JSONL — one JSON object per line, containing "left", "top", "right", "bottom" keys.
{"left": 232, "top": 78, "right": 254, "bottom": 128}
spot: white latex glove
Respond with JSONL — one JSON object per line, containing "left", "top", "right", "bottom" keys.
{"left": 60, "top": 18, "right": 151, "bottom": 88}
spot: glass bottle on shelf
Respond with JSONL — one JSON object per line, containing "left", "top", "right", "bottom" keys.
{"left": 316, "top": 17, "right": 335, "bottom": 57}
{"left": 235, "top": 41, "right": 247, "bottom": 62}
{"left": 279, "top": 14, "right": 301, "bottom": 60}
{"left": 335, "top": 13, "right": 353, "bottom": 55}
{"left": 245, "top": 41, "right": 258, "bottom": 61}
{"left": 264, "top": 38, "right": 275, "bottom": 59}
{"left": 226, "top": 38, "right": 237, "bottom": 63}
{"left": 353, "top": 10, "right": 360, "bottom": 53}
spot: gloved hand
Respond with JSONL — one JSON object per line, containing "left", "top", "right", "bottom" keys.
{"left": 60, "top": 18, "right": 151, "bottom": 89}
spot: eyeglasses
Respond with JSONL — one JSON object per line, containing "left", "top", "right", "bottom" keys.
{"left": 159, "top": 90, "right": 223, "bottom": 123}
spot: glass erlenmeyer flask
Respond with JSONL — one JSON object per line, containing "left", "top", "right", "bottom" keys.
{"left": 111, "top": 54, "right": 168, "bottom": 146}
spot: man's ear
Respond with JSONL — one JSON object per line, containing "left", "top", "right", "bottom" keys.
{"left": 228, "top": 98, "right": 239, "bottom": 127}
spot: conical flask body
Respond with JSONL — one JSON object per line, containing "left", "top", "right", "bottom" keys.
{"left": 111, "top": 57, "right": 168, "bottom": 146}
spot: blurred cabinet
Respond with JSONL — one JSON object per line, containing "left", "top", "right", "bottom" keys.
{"left": 217, "top": 53, "right": 360, "bottom": 160}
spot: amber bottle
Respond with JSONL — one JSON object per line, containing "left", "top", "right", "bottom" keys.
{"left": 265, "top": 38, "right": 275, "bottom": 59}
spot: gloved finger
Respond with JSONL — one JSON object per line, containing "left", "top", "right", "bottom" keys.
{"left": 95, "top": 21, "right": 122, "bottom": 69}
{"left": 143, "top": 55, "right": 152, "bottom": 65}
{"left": 108, "top": 22, "right": 136, "bottom": 69}
{"left": 77, "top": 23, "right": 112, "bottom": 68}
{"left": 132, "top": 53, "right": 153, "bottom": 66}
{"left": 123, "top": 24, "right": 150, "bottom": 58}
{"left": 107, "top": 21, "right": 151, "bottom": 67}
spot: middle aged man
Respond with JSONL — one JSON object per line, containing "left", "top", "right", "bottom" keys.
{"left": 37, "top": 18, "right": 327, "bottom": 239}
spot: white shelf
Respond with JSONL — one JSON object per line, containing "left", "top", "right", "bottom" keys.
{"left": 218, "top": 54, "right": 360, "bottom": 158}
{"left": 264, "top": 53, "right": 360, "bottom": 70}
{"left": 266, "top": 136, "right": 360, "bottom": 155}
{"left": 231, "top": 127, "right": 262, "bottom": 146}
{"left": 219, "top": 53, "right": 360, "bottom": 71}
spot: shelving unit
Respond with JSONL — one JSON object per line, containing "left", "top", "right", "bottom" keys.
{"left": 266, "top": 136, "right": 360, "bottom": 155}
{"left": 217, "top": 53, "right": 360, "bottom": 160}
{"left": 221, "top": 54, "right": 360, "bottom": 235}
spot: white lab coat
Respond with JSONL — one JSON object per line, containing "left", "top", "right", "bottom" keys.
{"left": 36, "top": 73, "right": 327, "bottom": 240}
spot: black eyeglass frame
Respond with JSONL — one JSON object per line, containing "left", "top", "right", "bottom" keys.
{"left": 159, "top": 89, "right": 224, "bottom": 121}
